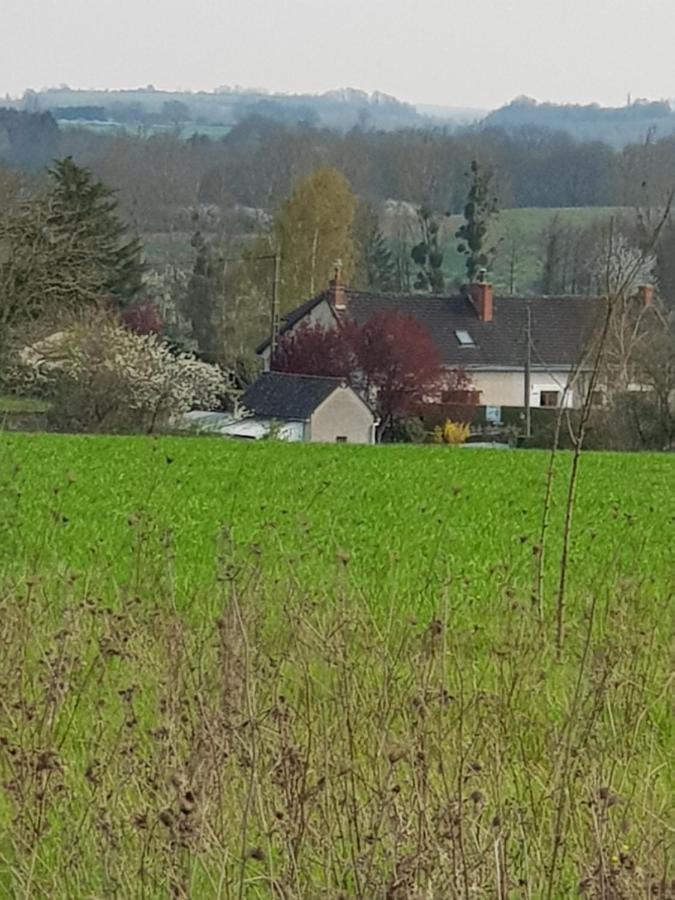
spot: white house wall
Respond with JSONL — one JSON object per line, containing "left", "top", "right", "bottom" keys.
{"left": 308, "top": 387, "right": 375, "bottom": 444}
{"left": 470, "top": 369, "right": 577, "bottom": 408}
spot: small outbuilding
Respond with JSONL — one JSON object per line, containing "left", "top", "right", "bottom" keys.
{"left": 239, "top": 372, "right": 377, "bottom": 444}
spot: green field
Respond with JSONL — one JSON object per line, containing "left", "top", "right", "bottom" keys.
{"left": 1, "top": 433, "right": 673, "bottom": 612}
{"left": 443, "top": 207, "right": 623, "bottom": 294}
{"left": 0, "top": 434, "right": 673, "bottom": 897}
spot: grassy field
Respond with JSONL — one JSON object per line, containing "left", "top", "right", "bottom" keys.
{"left": 442, "top": 207, "right": 623, "bottom": 295}
{"left": 0, "top": 434, "right": 673, "bottom": 897}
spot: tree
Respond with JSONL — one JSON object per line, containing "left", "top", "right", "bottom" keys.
{"left": 272, "top": 312, "right": 447, "bottom": 439}
{"left": 273, "top": 320, "right": 358, "bottom": 378}
{"left": 655, "top": 217, "right": 675, "bottom": 309}
{"left": 0, "top": 193, "right": 102, "bottom": 361}
{"left": 161, "top": 100, "right": 191, "bottom": 127}
{"left": 47, "top": 157, "right": 144, "bottom": 305}
{"left": 1, "top": 160, "right": 145, "bottom": 364}
{"left": 184, "top": 227, "right": 223, "bottom": 360}
{"left": 15, "top": 309, "right": 230, "bottom": 434}
{"left": 455, "top": 160, "right": 499, "bottom": 282}
{"left": 353, "top": 203, "right": 396, "bottom": 293}
{"left": 411, "top": 205, "right": 444, "bottom": 292}
{"left": 354, "top": 312, "right": 446, "bottom": 437}
{"left": 0, "top": 109, "right": 59, "bottom": 170}
{"left": 274, "top": 167, "right": 357, "bottom": 312}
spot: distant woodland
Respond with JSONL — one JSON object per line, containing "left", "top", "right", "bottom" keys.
{"left": 2, "top": 88, "right": 675, "bottom": 372}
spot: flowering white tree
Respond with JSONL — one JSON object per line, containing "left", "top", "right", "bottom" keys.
{"left": 16, "top": 312, "right": 232, "bottom": 433}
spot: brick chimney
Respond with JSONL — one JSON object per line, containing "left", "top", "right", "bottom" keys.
{"left": 637, "top": 284, "right": 654, "bottom": 307}
{"left": 328, "top": 260, "right": 346, "bottom": 312}
{"left": 468, "top": 269, "right": 493, "bottom": 322}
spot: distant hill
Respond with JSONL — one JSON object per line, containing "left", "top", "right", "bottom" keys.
{"left": 8, "top": 86, "right": 675, "bottom": 147}
{"left": 483, "top": 96, "right": 675, "bottom": 146}
{"left": 7, "top": 85, "right": 453, "bottom": 134}
{"left": 415, "top": 104, "right": 487, "bottom": 125}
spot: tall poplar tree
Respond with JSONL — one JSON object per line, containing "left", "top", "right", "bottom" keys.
{"left": 274, "top": 167, "right": 357, "bottom": 312}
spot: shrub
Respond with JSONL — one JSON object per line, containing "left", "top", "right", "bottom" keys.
{"left": 432, "top": 419, "right": 471, "bottom": 445}
{"left": 16, "top": 311, "right": 231, "bottom": 433}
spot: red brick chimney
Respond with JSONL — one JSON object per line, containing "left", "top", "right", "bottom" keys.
{"left": 328, "top": 261, "right": 346, "bottom": 312}
{"left": 468, "top": 270, "right": 493, "bottom": 322}
{"left": 637, "top": 284, "right": 654, "bottom": 307}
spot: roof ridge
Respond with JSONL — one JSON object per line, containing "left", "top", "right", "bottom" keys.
{"left": 263, "top": 371, "right": 345, "bottom": 383}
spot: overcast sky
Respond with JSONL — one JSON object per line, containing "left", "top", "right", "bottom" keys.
{"left": 3, "top": 0, "right": 674, "bottom": 109}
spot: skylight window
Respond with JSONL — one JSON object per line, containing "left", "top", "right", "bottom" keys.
{"left": 455, "top": 329, "right": 475, "bottom": 347}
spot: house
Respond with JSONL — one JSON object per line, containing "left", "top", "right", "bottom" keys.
{"left": 240, "top": 371, "right": 376, "bottom": 443}
{"left": 257, "top": 272, "right": 656, "bottom": 411}
{"left": 187, "top": 372, "right": 377, "bottom": 443}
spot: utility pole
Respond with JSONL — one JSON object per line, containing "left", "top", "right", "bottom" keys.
{"left": 269, "top": 251, "right": 281, "bottom": 368}
{"left": 524, "top": 305, "right": 532, "bottom": 440}
{"left": 209, "top": 249, "right": 281, "bottom": 369}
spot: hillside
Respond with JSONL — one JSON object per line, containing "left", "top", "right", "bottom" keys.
{"left": 484, "top": 96, "right": 675, "bottom": 146}
{"left": 10, "top": 85, "right": 430, "bottom": 134}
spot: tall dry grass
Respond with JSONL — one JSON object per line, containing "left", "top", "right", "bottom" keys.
{"left": 0, "top": 534, "right": 671, "bottom": 898}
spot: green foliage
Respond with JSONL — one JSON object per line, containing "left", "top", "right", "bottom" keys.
{"left": 0, "top": 158, "right": 144, "bottom": 360}
{"left": 455, "top": 160, "right": 500, "bottom": 282}
{"left": 48, "top": 157, "right": 144, "bottom": 305}
{"left": 274, "top": 167, "right": 357, "bottom": 312}
{"left": 353, "top": 202, "right": 396, "bottom": 292}
{"left": 411, "top": 205, "right": 444, "bottom": 292}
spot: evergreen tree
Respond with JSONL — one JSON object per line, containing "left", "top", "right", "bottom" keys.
{"left": 353, "top": 202, "right": 396, "bottom": 292}
{"left": 455, "top": 160, "right": 499, "bottom": 282}
{"left": 48, "top": 157, "right": 144, "bottom": 305}
{"left": 411, "top": 206, "right": 444, "bottom": 292}
{"left": 366, "top": 227, "right": 396, "bottom": 292}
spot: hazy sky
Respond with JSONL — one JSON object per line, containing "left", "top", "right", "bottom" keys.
{"left": 3, "top": 0, "right": 674, "bottom": 109}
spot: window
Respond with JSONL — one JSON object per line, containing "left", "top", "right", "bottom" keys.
{"left": 539, "top": 390, "right": 560, "bottom": 408}
{"left": 336, "top": 436, "right": 348, "bottom": 443}
{"left": 455, "top": 329, "right": 475, "bottom": 347}
{"left": 591, "top": 390, "right": 605, "bottom": 407}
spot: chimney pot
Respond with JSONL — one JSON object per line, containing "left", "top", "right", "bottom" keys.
{"left": 329, "top": 260, "right": 346, "bottom": 311}
{"left": 469, "top": 280, "right": 493, "bottom": 322}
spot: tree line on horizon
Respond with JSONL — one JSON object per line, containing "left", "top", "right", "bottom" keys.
{"left": 3, "top": 108, "right": 675, "bottom": 223}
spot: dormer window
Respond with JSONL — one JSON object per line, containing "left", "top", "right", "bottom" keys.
{"left": 455, "top": 329, "right": 475, "bottom": 347}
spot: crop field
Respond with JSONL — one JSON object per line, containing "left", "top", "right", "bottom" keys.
{"left": 0, "top": 433, "right": 673, "bottom": 897}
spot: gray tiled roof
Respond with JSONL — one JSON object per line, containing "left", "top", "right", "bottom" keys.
{"left": 259, "top": 290, "right": 605, "bottom": 370}
{"left": 241, "top": 371, "right": 346, "bottom": 420}
{"left": 346, "top": 292, "right": 604, "bottom": 369}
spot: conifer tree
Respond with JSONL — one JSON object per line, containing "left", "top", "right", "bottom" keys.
{"left": 354, "top": 203, "right": 396, "bottom": 292}
{"left": 47, "top": 157, "right": 144, "bottom": 305}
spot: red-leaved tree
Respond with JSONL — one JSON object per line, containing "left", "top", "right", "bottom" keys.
{"left": 273, "top": 312, "right": 468, "bottom": 438}
{"left": 120, "top": 300, "right": 163, "bottom": 335}
{"left": 353, "top": 312, "right": 445, "bottom": 436}
{"left": 273, "top": 321, "right": 357, "bottom": 379}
